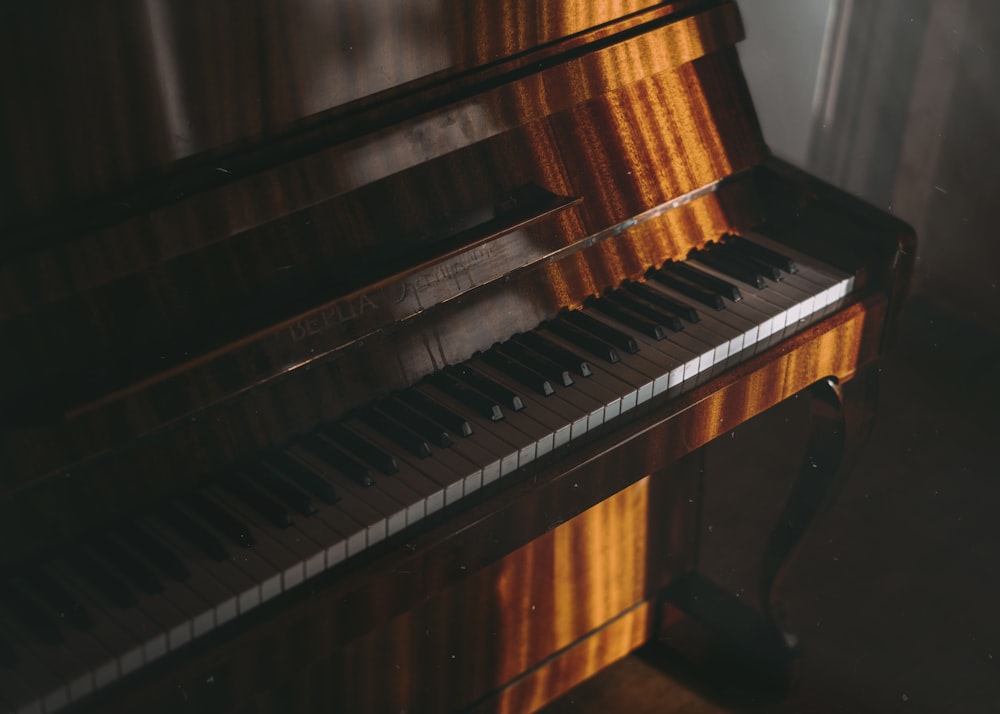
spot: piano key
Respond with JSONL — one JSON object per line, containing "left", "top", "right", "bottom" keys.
{"left": 650, "top": 266, "right": 727, "bottom": 309}
{"left": 304, "top": 432, "right": 421, "bottom": 520}
{"left": 469, "top": 360, "right": 573, "bottom": 450}
{"left": 605, "top": 290, "right": 684, "bottom": 332}
{"left": 384, "top": 397, "right": 457, "bottom": 446}
{"left": 428, "top": 379, "right": 557, "bottom": 464}
{"left": 359, "top": 407, "right": 433, "bottom": 457}
{"left": 43, "top": 560, "right": 135, "bottom": 686}
{"left": 446, "top": 363, "right": 525, "bottom": 411}
{"left": 515, "top": 332, "right": 592, "bottom": 378}
{"left": 644, "top": 279, "right": 768, "bottom": 359}
{"left": 81, "top": 545, "right": 205, "bottom": 656}
{"left": 589, "top": 296, "right": 668, "bottom": 339}
{"left": 91, "top": 535, "right": 164, "bottom": 595}
{"left": 264, "top": 451, "right": 339, "bottom": 505}
{"left": 538, "top": 329, "right": 650, "bottom": 412}
{"left": 0, "top": 579, "right": 63, "bottom": 645}
{"left": 64, "top": 547, "right": 138, "bottom": 610}
{"left": 626, "top": 281, "right": 700, "bottom": 322}
{"left": 203, "top": 485, "right": 315, "bottom": 590}
{"left": 427, "top": 372, "right": 504, "bottom": 422}
{"left": 116, "top": 523, "right": 190, "bottom": 582}
{"left": 582, "top": 313, "right": 692, "bottom": 393}
{"left": 663, "top": 260, "right": 742, "bottom": 301}
{"left": 694, "top": 248, "right": 767, "bottom": 288}
{"left": 414, "top": 384, "right": 528, "bottom": 477}
{"left": 299, "top": 434, "right": 374, "bottom": 488}
{"left": 561, "top": 310, "right": 642, "bottom": 352}
{"left": 184, "top": 493, "right": 256, "bottom": 549}
{"left": 0, "top": 608, "right": 71, "bottom": 712}
{"left": 261, "top": 457, "right": 366, "bottom": 556}
{"left": 159, "top": 504, "right": 231, "bottom": 561}
{"left": 725, "top": 233, "right": 799, "bottom": 273}
{"left": 546, "top": 319, "right": 621, "bottom": 364}
{"left": 321, "top": 423, "right": 399, "bottom": 475}
{"left": 495, "top": 339, "right": 574, "bottom": 387}
{"left": 346, "top": 421, "right": 445, "bottom": 505}
{"left": 22, "top": 569, "right": 93, "bottom": 631}
{"left": 285, "top": 448, "right": 393, "bottom": 545}
{"left": 397, "top": 389, "right": 474, "bottom": 438}
{"left": 714, "top": 241, "right": 782, "bottom": 281}
{"left": 479, "top": 349, "right": 554, "bottom": 396}
{"left": 245, "top": 463, "right": 317, "bottom": 516}
{"left": 221, "top": 473, "right": 294, "bottom": 529}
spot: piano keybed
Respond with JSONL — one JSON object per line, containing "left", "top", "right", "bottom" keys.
{"left": 0, "top": 233, "right": 854, "bottom": 714}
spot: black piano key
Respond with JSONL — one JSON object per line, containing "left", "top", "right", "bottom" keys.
{"left": 726, "top": 234, "right": 799, "bottom": 274}
{"left": 64, "top": 547, "right": 138, "bottom": 609}
{"left": 0, "top": 580, "right": 63, "bottom": 645}
{"left": 446, "top": 363, "right": 525, "bottom": 410}
{"left": 301, "top": 435, "right": 375, "bottom": 487}
{"left": 480, "top": 349, "right": 554, "bottom": 396}
{"left": 661, "top": 262, "right": 741, "bottom": 302}
{"left": 23, "top": 569, "right": 93, "bottom": 630}
{"left": 587, "top": 298, "right": 666, "bottom": 340}
{"left": 649, "top": 268, "right": 726, "bottom": 310}
{"left": 605, "top": 290, "right": 684, "bottom": 331}
{"left": 247, "top": 463, "right": 317, "bottom": 515}
{"left": 563, "top": 309, "right": 642, "bottom": 352}
{"left": 322, "top": 423, "right": 399, "bottom": 475}
{"left": 92, "top": 535, "right": 164, "bottom": 595}
{"left": 382, "top": 398, "right": 455, "bottom": 447}
{"left": 626, "top": 282, "right": 700, "bottom": 322}
{"left": 516, "top": 332, "right": 593, "bottom": 377}
{"left": 184, "top": 493, "right": 256, "bottom": 549}
{"left": 160, "top": 504, "right": 232, "bottom": 561}
{"left": 397, "top": 390, "right": 473, "bottom": 437}
{"left": 117, "top": 523, "right": 190, "bottom": 582}
{"left": 359, "top": 407, "right": 433, "bottom": 457}
{"left": 694, "top": 249, "right": 767, "bottom": 288}
{"left": 222, "top": 473, "right": 294, "bottom": 529}
{"left": 264, "top": 452, "right": 339, "bottom": 505}
{"left": 496, "top": 340, "right": 574, "bottom": 387}
{"left": 0, "top": 635, "right": 16, "bottom": 668}
{"left": 546, "top": 319, "right": 620, "bottom": 364}
{"left": 427, "top": 372, "right": 504, "bottom": 422}
{"left": 714, "top": 242, "right": 782, "bottom": 281}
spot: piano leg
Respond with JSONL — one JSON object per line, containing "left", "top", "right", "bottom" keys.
{"left": 652, "top": 369, "right": 879, "bottom": 693}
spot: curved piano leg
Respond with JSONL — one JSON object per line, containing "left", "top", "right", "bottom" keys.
{"left": 653, "top": 369, "right": 879, "bottom": 692}
{"left": 759, "top": 370, "right": 878, "bottom": 651}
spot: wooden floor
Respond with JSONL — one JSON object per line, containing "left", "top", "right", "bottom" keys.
{"left": 545, "top": 296, "right": 1000, "bottom": 714}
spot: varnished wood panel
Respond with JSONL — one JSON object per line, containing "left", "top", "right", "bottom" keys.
{"left": 74, "top": 291, "right": 887, "bottom": 713}
{"left": 0, "top": 0, "right": 727, "bottom": 237}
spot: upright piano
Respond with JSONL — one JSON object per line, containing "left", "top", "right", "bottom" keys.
{"left": 0, "top": 1, "right": 914, "bottom": 711}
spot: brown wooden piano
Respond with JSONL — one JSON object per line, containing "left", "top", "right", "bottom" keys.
{"left": 0, "top": 1, "right": 914, "bottom": 711}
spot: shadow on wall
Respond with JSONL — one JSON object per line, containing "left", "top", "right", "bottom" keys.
{"left": 739, "top": 0, "right": 1000, "bottom": 333}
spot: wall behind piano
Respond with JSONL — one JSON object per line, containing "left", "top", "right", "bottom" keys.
{"left": 739, "top": 0, "right": 1000, "bottom": 334}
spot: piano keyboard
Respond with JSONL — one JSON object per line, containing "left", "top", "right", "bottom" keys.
{"left": 0, "top": 233, "right": 854, "bottom": 714}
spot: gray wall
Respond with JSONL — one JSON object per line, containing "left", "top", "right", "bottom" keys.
{"left": 738, "top": 0, "right": 1000, "bottom": 332}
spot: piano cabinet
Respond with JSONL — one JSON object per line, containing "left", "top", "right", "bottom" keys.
{"left": 0, "top": 1, "right": 914, "bottom": 712}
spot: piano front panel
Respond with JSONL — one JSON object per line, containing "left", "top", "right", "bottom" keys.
{"left": 64, "top": 292, "right": 888, "bottom": 714}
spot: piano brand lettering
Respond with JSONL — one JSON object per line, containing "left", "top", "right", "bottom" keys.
{"left": 288, "top": 293, "right": 379, "bottom": 341}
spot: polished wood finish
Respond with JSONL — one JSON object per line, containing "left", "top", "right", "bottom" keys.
{"left": 0, "top": 2, "right": 914, "bottom": 712}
